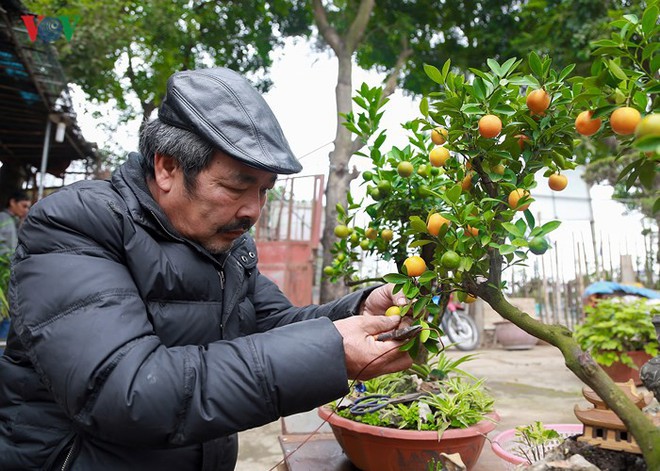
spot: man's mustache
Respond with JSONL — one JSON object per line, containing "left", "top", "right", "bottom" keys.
{"left": 219, "top": 219, "right": 253, "bottom": 233}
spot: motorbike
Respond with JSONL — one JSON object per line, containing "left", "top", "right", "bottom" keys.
{"left": 430, "top": 295, "right": 480, "bottom": 351}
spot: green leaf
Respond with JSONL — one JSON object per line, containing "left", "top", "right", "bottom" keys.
{"left": 511, "top": 238, "right": 528, "bottom": 247}
{"left": 410, "top": 216, "right": 428, "bottom": 233}
{"left": 446, "top": 184, "right": 462, "bottom": 204}
{"left": 639, "top": 160, "right": 656, "bottom": 190}
{"left": 413, "top": 298, "right": 430, "bottom": 318}
{"left": 418, "top": 271, "right": 437, "bottom": 285}
{"left": 502, "top": 222, "right": 524, "bottom": 237}
{"left": 424, "top": 64, "right": 445, "bottom": 84}
{"left": 499, "top": 57, "right": 518, "bottom": 76}
{"left": 606, "top": 59, "right": 628, "bottom": 81}
{"left": 472, "top": 77, "right": 486, "bottom": 101}
{"left": 590, "top": 39, "right": 619, "bottom": 47}
{"left": 524, "top": 210, "right": 536, "bottom": 230}
{"left": 486, "top": 58, "right": 502, "bottom": 76}
{"left": 634, "top": 135, "right": 660, "bottom": 152}
{"left": 492, "top": 104, "right": 516, "bottom": 115}
{"left": 461, "top": 104, "right": 483, "bottom": 114}
{"left": 539, "top": 220, "right": 561, "bottom": 235}
{"left": 420, "top": 97, "right": 429, "bottom": 118}
{"left": 499, "top": 244, "right": 517, "bottom": 255}
{"left": 441, "top": 59, "right": 452, "bottom": 81}
{"left": 558, "top": 63, "right": 576, "bottom": 82}
{"left": 383, "top": 273, "right": 409, "bottom": 284}
{"left": 642, "top": 6, "right": 659, "bottom": 35}
{"left": 529, "top": 52, "right": 542, "bottom": 76}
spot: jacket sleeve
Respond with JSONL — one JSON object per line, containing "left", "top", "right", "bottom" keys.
{"left": 251, "top": 271, "right": 375, "bottom": 332}
{"left": 11, "top": 187, "right": 350, "bottom": 447}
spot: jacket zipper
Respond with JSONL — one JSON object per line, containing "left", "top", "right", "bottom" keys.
{"left": 60, "top": 437, "right": 80, "bottom": 471}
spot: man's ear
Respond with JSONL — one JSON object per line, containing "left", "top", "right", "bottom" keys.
{"left": 153, "top": 153, "right": 178, "bottom": 192}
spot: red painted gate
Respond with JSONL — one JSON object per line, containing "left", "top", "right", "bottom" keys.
{"left": 254, "top": 175, "right": 324, "bottom": 306}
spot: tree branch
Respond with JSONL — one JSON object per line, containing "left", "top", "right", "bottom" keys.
{"left": 312, "top": 0, "right": 342, "bottom": 53}
{"left": 383, "top": 37, "right": 413, "bottom": 96}
{"left": 344, "top": 0, "right": 375, "bottom": 53}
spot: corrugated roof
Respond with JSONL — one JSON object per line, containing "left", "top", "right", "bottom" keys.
{"left": 0, "top": 0, "right": 96, "bottom": 177}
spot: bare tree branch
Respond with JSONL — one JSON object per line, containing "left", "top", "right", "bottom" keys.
{"left": 383, "top": 37, "right": 413, "bottom": 96}
{"left": 312, "top": 0, "right": 342, "bottom": 53}
{"left": 345, "top": 0, "right": 375, "bottom": 52}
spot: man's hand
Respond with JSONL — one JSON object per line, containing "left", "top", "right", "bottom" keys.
{"left": 361, "top": 284, "right": 408, "bottom": 317}
{"left": 333, "top": 315, "right": 413, "bottom": 380}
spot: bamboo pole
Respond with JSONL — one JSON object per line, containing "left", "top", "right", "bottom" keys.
{"left": 541, "top": 252, "right": 551, "bottom": 324}
{"left": 553, "top": 240, "right": 561, "bottom": 325}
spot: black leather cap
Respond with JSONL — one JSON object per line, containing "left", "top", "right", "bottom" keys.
{"left": 158, "top": 68, "right": 302, "bottom": 174}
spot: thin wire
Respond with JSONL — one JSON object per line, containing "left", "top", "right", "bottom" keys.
{"left": 297, "top": 140, "right": 334, "bottom": 161}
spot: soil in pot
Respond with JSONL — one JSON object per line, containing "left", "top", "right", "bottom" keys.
{"left": 556, "top": 436, "right": 647, "bottom": 471}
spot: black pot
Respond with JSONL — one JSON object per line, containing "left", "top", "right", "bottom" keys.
{"left": 653, "top": 315, "right": 660, "bottom": 342}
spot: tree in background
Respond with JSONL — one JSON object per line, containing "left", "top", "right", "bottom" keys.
{"left": 24, "top": 0, "right": 310, "bottom": 124}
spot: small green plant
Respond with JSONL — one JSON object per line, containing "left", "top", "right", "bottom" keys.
{"left": 574, "top": 298, "right": 659, "bottom": 368}
{"left": 513, "top": 421, "right": 562, "bottom": 464}
{"left": 0, "top": 253, "right": 10, "bottom": 320}
{"left": 335, "top": 352, "right": 494, "bottom": 432}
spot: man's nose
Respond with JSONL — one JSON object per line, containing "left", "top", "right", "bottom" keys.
{"left": 237, "top": 189, "right": 264, "bottom": 221}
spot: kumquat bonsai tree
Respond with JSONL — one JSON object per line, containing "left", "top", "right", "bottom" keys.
{"left": 325, "top": 3, "right": 659, "bottom": 467}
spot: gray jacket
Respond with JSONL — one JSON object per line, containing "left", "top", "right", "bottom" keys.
{"left": 0, "top": 153, "right": 365, "bottom": 470}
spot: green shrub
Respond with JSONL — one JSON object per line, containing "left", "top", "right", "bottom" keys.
{"left": 574, "top": 298, "right": 659, "bottom": 367}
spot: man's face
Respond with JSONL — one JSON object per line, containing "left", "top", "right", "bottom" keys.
{"left": 9, "top": 198, "right": 30, "bottom": 219}
{"left": 158, "top": 150, "right": 276, "bottom": 254}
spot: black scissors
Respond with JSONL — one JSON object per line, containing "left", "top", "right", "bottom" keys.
{"left": 349, "top": 392, "right": 426, "bottom": 415}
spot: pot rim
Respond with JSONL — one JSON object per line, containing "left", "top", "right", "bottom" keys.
{"left": 317, "top": 406, "right": 499, "bottom": 439}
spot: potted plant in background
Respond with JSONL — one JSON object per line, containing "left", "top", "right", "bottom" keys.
{"left": 493, "top": 318, "right": 539, "bottom": 350}
{"left": 325, "top": 4, "right": 659, "bottom": 468}
{"left": 574, "top": 298, "right": 659, "bottom": 385}
{"left": 318, "top": 352, "right": 498, "bottom": 471}
{"left": 491, "top": 421, "right": 584, "bottom": 470}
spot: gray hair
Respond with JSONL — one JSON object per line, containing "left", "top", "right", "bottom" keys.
{"left": 139, "top": 118, "right": 215, "bottom": 192}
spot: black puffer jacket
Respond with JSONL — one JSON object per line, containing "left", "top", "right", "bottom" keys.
{"left": 0, "top": 153, "right": 365, "bottom": 470}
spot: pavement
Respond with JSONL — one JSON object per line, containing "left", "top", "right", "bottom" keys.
{"left": 234, "top": 344, "right": 591, "bottom": 471}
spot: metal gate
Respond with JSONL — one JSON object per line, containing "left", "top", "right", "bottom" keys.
{"left": 254, "top": 175, "right": 324, "bottom": 306}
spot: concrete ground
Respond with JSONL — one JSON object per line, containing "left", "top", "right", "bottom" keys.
{"left": 234, "top": 344, "right": 592, "bottom": 471}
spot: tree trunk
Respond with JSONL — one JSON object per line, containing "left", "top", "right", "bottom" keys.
{"left": 320, "top": 53, "right": 355, "bottom": 303}
{"left": 478, "top": 285, "right": 660, "bottom": 469}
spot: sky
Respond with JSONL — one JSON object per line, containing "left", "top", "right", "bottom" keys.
{"left": 70, "top": 38, "right": 655, "bottom": 287}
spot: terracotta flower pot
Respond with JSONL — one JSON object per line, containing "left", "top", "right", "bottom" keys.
{"left": 600, "top": 350, "right": 653, "bottom": 386}
{"left": 494, "top": 320, "right": 538, "bottom": 350}
{"left": 317, "top": 406, "right": 499, "bottom": 471}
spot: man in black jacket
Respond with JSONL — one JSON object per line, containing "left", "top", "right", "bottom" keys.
{"left": 0, "top": 68, "right": 413, "bottom": 470}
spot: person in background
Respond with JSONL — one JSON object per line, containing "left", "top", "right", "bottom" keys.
{"left": 0, "top": 68, "right": 413, "bottom": 470}
{"left": 0, "top": 190, "right": 30, "bottom": 256}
